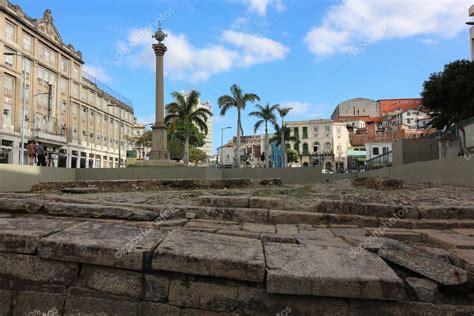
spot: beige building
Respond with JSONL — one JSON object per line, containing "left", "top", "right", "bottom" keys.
{"left": 0, "top": 2, "right": 135, "bottom": 168}
{"left": 197, "top": 100, "right": 212, "bottom": 157}
{"left": 286, "top": 119, "right": 350, "bottom": 171}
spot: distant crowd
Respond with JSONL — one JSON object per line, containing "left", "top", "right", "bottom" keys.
{"left": 25, "top": 140, "right": 59, "bottom": 167}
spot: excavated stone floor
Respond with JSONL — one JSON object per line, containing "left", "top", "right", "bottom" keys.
{"left": 1, "top": 179, "right": 474, "bottom": 315}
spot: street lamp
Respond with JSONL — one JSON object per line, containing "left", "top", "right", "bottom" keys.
{"left": 220, "top": 126, "right": 231, "bottom": 168}
{"left": 4, "top": 52, "right": 27, "bottom": 165}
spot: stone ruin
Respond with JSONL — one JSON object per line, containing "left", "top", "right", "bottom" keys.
{"left": 0, "top": 178, "right": 474, "bottom": 315}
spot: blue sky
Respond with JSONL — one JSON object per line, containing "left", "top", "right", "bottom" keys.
{"left": 17, "top": 0, "right": 473, "bottom": 153}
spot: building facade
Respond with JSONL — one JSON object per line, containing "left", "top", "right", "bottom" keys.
{"left": 331, "top": 98, "right": 380, "bottom": 123}
{"left": 286, "top": 119, "right": 350, "bottom": 171}
{"left": 378, "top": 98, "right": 422, "bottom": 117}
{"left": 197, "top": 100, "right": 212, "bottom": 157}
{"left": 0, "top": 2, "right": 135, "bottom": 168}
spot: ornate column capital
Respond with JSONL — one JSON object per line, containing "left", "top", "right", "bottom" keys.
{"left": 152, "top": 43, "right": 167, "bottom": 56}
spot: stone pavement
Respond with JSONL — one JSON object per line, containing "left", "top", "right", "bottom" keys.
{"left": 1, "top": 180, "right": 474, "bottom": 314}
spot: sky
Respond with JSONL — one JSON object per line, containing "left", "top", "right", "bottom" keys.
{"left": 16, "top": 0, "right": 473, "bottom": 153}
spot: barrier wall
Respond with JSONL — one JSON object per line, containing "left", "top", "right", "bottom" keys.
{"left": 0, "top": 156, "right": 472, "bottom": 192}
{"left": 0, "top": 164, "right": 76, "bottom": 192}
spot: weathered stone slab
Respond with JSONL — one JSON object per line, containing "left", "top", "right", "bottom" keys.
{"left": 201, "top": 206, "right": 268, "bottom": 224}
{"left": 185, "top": 219, "right": 240, "bottom": 232}
{"left": 379, "top": 230, "right": 424, "bottom": 242}
{"left": 198, "top": 195, "right": 249, "bottom": 208}
{"left": 275, "top": 224, "right": 298, "bottom": 235}
{"left": 0, "top": 197, "right": 43, "bottom": 213}
{"left": 61, "top": 187, "right": 100, "bottom": 194}
{"left": 138, "top": 302, "right": 181, "bottom": 316}
{"left": 144, "top": 273, "right": 170, "bottom": 302}
{"left": 64, "top": 292, "right": 138, "bottom": 315}
{"left": 13, "top": 291, "right": 65, "bottom": 315}
{"left": 0, "top": 252, "right": 78, "bottom": 286}
{"left": 153, "top": 230, "right": 265, "bottom": 282}
{"left": 410, "top": 219, "right": 474, "bottom": 229}
{"left": 78, "top": 265, "right": 143, "bottom": 299}
{"left": 345, "top": 236, "right": 395, "bottom": 253}
{"left": 424, "top": 230, "right": 474, "bottom": 249}
{"left": 0, "top": 290, "right": 12, "bottom": 315}
{"left": 452, "top": 229, "right": 474, "bottom": 236}
{"left": 297, "top": 229, "right": 349, "bottom": 247}
{"left": 269, "top": 210, "right": 325, "bottom": 225}
{"left": 378, "top": 240, "right": 470, "bottom": 287}
{"left": 265, "top": 242, "right": 406, "bottom": 300}
{"left": 0, "top": 217, "right": 75, "bottom": 254}
{"left": 168, "top": 279, "right": 238, "bottom": 312}
{"left": 44, "top": 202, "right": 158, "bottom": 220}
{"left": 330, "top": 227, "right": 368, "bottom": 237}
{"left": 216, "top": 229, "right": 260, "bottom": 239}
{"left": 419, "top": 205, "right": 474, "bottom": 219}
{"left": 405, "top": 277, "right": 440, "bottom": 303}
{"left": 38, "top": 221, "right": 165, "bottom": 271}
{"left": 242, "top": 223, "right": 275, "bottom": 234}
{"left": 450, "top": 249, "right": 474, "bottom": 273}
{"left": 261, "top": 233, "right": 298, "bottom": 244}
{"left": 249, "top": 197, "right": 283, "bottom": 209}
{"left": 318, "top": 200, "right": 418, "bottom": 219}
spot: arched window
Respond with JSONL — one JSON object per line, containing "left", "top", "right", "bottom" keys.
{"left": 313, "top": 142, "right": 320, "bottom": 153}
{"left": 293, "top": 143, "right": 299, "bottom": 153}
{"left": 302, "top": 143, "right": 309, "bottom": 155}
{"left": 324, "top": 142, "right": 332, "bottom": 153}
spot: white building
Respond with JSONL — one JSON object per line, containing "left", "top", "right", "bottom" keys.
{"left": 286, "top": 119, "right": 350, "bottom": 171}
{"left": 366, "top": 142, "right": 392, "bottom": 160}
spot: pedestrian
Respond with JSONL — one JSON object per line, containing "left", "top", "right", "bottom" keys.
{"left": 26, "top": 140, "right": 36, "bottom": 165}
{"left": 51, "top": 149, "right": 59, "bottom": 167}
{"left": 36, "top": 142, "right": 46, "bottom": 166}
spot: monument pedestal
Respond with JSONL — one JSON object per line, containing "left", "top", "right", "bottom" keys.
{"left": 149, "top": 124, "right": 169, "bottom": 161}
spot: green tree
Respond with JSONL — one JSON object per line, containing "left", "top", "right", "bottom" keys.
{"left": 276, "top": 106, "right": 292, "bottom": 167}
{"left": 270, "top": 125, "right": 298, "bottom": 167}
{"left": 165, "top": 90, "right": 212, "bottom": 165}
{"left": 168, "top": 124, "right": 205, "bottom": 161}
{"left": 249, "top": 103, "right": 278, "bottom": 168}
{"left": 421, "top": 59, "right": 474, "bottom": 150}
{"left": 189, "top": 147, "right": 207, "bottom": 166}
{"left": 218, "top": 84, "right": 260, "bottom": 168}
{"left": 286, "top": 149, "right": 298, "bottom": 164}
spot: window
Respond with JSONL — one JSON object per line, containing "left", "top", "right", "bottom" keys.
{"left": 313, "top": 126, "right": 319, "bottom": 136}
{"left": 324, "top": 142, "right": 332, "bottom": 153}
{"left": 23, "top": 58, "right": 31, "bottom": 79}
{"left": 23, "top": 33, "right": 32, "bottom": 51}
{"left": 72, "top": 83, "right": 79, "bottom": 97}
{"left": 60, "top": 100, "right": 67, "bottom": 115}
{"left": 3, "top": 75, "right": 14, "bottom": 126}
{"left": 373, "top": 147, "right": 379, "bottom": 156}
{"left": 302, "top": 127, "right": 308, "bottom": 139}
{"left": 382, "top": 147, "right": 388, "bottom": 154}
{"left": 325, "top": 126, "right": 330, "bottom": 133}
{"left": 302, "top": 143, "right": 309, "bottom": 155}
{"left": 313, "top": 142, "right": 320, "bottom": 153}
{"left": 407, "top": 118, "right": 411, "bottom": 124}
{"left": 5, "top": 21, "right": 15, "bottom": 41}
{"left": 60, "top": 77, "right": 67, "bottom": 94}
{"left": 72, "top": 64, "right": 80, "bottom": 80}
{"left": 293, "top": 143, "right": 299, "bottom": 153}
{"left": 4, "top": 47, "right": 15, "bottom": 67}
{"left": 293, "top": 127, "right": 299, "bottom": 138}
{"left": 60, "top": 57, "right": 68, "bottom": 73}
{"left": 38, "top": 42, "right": 56, "bottom": 65}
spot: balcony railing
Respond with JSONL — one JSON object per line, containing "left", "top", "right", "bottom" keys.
{"left": 83, "top": 72, "right": 133, "bottom": 108}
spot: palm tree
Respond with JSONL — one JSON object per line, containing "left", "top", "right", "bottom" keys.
{"left": 270, "top": 125, "right": 298, "bottom": 167}
{"left": 218, "top": 84, "right": 260, "bottom": 168}
{"left": 276, "top": 106, "right": 292, "bottom": 167}
{"left": 249, "top": 103, "right": 278, "bottom": 168}
{"left": 165, "top": 90, "right": 212, "bottom": 165}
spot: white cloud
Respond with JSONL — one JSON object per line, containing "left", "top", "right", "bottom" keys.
{"left": 118, "top": 28, "right": 288, "bottom": 83}
{"left": 280, "top": 101, "right": 327, "bottom": 119}
{"left": 304, "top": 0, "right": 471, "bottom": 59}
{"left": 280, "top": 101, "right": 311, "bottom": 115}
{"left": 83, "top": 65, "right": 112, "bottom": 83}
{"left": 222, "top": 30, "right": 289, "bottom": 67}
{"left": 241, "top": 0, "right": 286, "bottom": 16}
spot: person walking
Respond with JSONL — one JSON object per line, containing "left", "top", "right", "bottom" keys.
{"left": 51, "top": 149, "right": 59, "bottom": 167}
{"left": 26, "top": 140, "right": 36, "bottom": 165}
{"left": 36, "top": 142, "right": 46, "bottom": 166}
